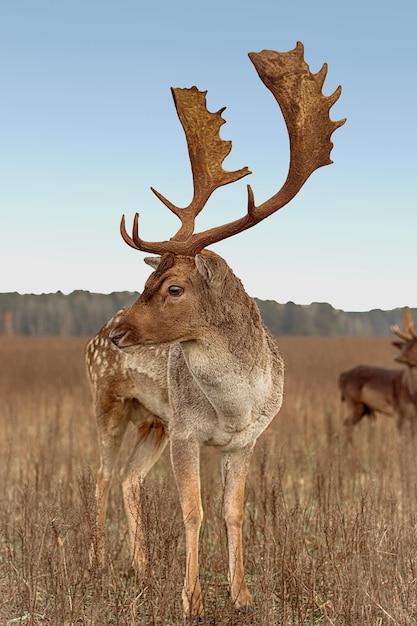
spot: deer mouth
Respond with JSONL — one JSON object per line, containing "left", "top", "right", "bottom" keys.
{"left": 109, "top": 326, "right": 171, "bottom": 350}
{"left": 109, "top": 327, "right": 143, "bottom": 349}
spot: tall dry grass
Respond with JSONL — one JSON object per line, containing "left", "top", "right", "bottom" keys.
{"left": 1, "top": 335, "right": 416, "bottom": 625}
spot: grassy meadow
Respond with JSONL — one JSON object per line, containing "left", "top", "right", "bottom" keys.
{"left": 1, "top": 335, "right": 416, "bottom": 625}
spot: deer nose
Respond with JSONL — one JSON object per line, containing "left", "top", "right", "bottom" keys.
{"left": 109, "top": 329, "right": 127, "bottom": 347}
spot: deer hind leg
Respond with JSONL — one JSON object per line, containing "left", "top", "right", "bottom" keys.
{"left": 91, "top": 401, "right": 130, "bottom": 569}
{"left": 120, "top": 415, "right": 168, "bottom": 577}
{"left": 170, "top": 436, "right": 204, "bottom": 622}
{"left": 221, "top": 446, "right": 255, "bottom": 614}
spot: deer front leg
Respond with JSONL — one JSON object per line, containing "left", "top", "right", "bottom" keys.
{"left": 343, "top": 400, "right": 366, "bottom": 445}
{"left": 221, "top": 446, "right": 255, "bottom": 614}
{"left": 170, "top": 436, "right": 204, "bottom": 622}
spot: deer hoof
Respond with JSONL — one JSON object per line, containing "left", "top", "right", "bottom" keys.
{"left": 236, "top": 604, "right": 255, "bottom": 619}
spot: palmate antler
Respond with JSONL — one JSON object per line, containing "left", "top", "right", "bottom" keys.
{"left": 121, "top": 42, "right": 346, "bottom": 256}
{"left": 391, "top": 307, "right": 417, "bottom": 340}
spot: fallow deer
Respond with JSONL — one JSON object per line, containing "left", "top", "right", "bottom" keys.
{"left": 339, "top": 307, "right": 417, "bottom": 443}
{"left": 85, "top": 42, "right": 345, "bottom": 622}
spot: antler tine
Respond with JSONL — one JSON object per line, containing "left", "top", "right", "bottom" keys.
{"left": 390, "top": 306, "right": 417, "bottom": 340}
{"left": 121, "top": 43, "right": 345, "bottom": 256}
{"left": 390, "top": 324, "right": 407, "bottom": 340}
{"left": 120, "top": 214, "right": 139, "bottom": 250}
{"left": 121, "top": 87, "right": 251, "bottom": 254}
{"left": 173, "top": 42, "right": 346, "bottom": 254}
{"left": 120, "top": 213, "right": 180, "bottom": 255}
{"left": 120, "top": 213, "right": 162, "bottom": 253}
{"left": 403, "top": 306, "right": 417, "bottom": 337}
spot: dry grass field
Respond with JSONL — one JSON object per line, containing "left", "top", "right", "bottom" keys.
{"left": 1, "top": 335, "right": 417, "bottom": 625}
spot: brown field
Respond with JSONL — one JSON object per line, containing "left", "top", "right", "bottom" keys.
{"left": 1, "top": 335, "right": 416, "bottom": 625}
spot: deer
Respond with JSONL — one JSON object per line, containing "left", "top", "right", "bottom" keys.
{"left": 339, "top": 307, "right": 417, "bottom": 443}
{"left": 85, "top": 42, "right": 345, "bottom": 623}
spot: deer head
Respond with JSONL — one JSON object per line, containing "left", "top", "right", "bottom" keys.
{"left": 391, "top": 307, "right": 417, "bottom": 366}
{"left": 110, "top": 43, "right": 345, "bottom": 348}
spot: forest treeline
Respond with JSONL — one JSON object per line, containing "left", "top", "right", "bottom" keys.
{"left": 0, "top": 291, "right": 412, "bottom": 337}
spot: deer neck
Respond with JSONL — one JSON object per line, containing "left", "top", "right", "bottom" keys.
{"left": 187, "top": 277, "right": 269, "bottom": 371}
{"left": 182, "top": 314, "right": 268, "bottom": 374}
{"left": 177, "top": 290, "right": 274, "bottom": 424}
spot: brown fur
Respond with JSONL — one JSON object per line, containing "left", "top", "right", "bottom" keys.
{"left": 86, "top": 251, "right": 284, "bottom": 621}
{"left": 339, "top": 336, "right": 417, "bottom": 441}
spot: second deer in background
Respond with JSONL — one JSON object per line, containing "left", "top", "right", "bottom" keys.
{"left": 339, "top": 307, "right": 417, "bottom": 442}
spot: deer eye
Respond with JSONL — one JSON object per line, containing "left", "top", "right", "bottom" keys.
{"left": 168, "top": 285, "right": 184, "bottom": 297}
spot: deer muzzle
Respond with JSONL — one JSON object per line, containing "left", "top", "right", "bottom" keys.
{"left": 109, "top": 319, "right": 147, "bottom": 349}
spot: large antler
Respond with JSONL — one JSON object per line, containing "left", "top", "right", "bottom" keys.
{"left": 391, "top": 306, "right": 417, "bottom": 340}
{"left": 121, "top": 42, "right": 346, "bottom": 256}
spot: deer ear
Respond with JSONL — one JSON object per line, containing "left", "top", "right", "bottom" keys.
{"left": 144, "top": 256, "right": 161, "bottom": 270}
{"left": 195, "top": 254, "right": 227, "bottom": 287}
{"left": 392, "top": 340, "right": 404, "bottom": 350}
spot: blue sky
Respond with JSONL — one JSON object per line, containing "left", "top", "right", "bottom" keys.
{"left": 1, "top": 0, "right": 415, "bottom": 312}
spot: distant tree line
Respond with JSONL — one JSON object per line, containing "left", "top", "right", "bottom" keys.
{"left": 0, "top": 291, "right": 412, "bottom": 337}
{"left": 255, "top": 300, "right": 411, "bottom": 337}
{"left": 0, "top": 291, "right": 138, "bottom": 337}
